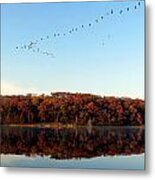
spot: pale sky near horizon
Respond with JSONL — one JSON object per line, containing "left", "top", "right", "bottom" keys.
{"left": 1, "top": 0, "right": 144, "bottom": 99}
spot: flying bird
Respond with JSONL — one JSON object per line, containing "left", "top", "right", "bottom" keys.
{"left": 29, "top": 41, "right": 33, "bottom": 46}
{"left": 27, "top": 41, "right": 37, "bottom": 50}
{"left": 82, "top": 25, "right": 84, "bottom": 28}
{"left": 95, "top": 19, "right": 98, "bottom": 23}
{"left": 120, "top": 10, "right": 123, "bottom": 14}
{"left": 111, "top": 9, "right": 113, "bottom": 14}
{"left": 127, "top": 7, "right": 129, "bottom": 11}
{"left": 28, "top": 45, "right": 32, "bottom": 50}
{"left": 89, "top": 23, "right": 91, "bottom": 27}
{"left": 134, "top": 5, "right": 137, "bottom": 9}
{"left": 101, "top": 16, "right": 104, "bottom": 20}
{"left": 138, "top": 2, "right": 141, "bottom": 6}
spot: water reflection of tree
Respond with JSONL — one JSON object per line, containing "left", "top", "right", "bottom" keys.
{"left": 1, "top": 127, "right": 144, "bottom": 159}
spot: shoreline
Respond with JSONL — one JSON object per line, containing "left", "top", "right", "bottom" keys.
{"left": 0, "top": 123, "right": 145, "bottom": 129}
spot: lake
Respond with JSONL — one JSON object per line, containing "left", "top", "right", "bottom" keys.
{"left": 0, "top": 126, "right": 145, "bottom": 170}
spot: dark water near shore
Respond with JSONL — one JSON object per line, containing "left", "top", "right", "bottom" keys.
{"left": 0, "top": 126, "right": 145, "bottom": 169}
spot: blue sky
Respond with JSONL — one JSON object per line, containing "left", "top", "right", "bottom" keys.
{"left": 1, "top": 0, "right": 144, "bottom": 99}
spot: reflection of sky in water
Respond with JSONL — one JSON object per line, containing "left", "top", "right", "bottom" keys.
{"left": 1, "top": 154, "right": 144, "bottom": 170}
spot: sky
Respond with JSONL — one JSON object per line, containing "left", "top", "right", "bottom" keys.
{"left": 1, "top": 0, "right": 144, "bottom": 99}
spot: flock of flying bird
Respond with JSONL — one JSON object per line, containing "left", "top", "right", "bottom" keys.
{"left": 15, "top": 1, "right": 142, "bottom": 59}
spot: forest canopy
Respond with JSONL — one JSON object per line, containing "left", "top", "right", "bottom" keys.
{"left": 0, "top": 92, "right": 144, "bottom": 126}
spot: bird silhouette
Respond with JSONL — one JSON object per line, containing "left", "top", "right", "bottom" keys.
{"left": 27, "top": 41, "right": 36, "bottom": 50}
{"left": 28, "top": 45, "right": 31, "bottom": 50}
{"left": 15, "top": 1, "right": 142, "bottom": 59}
{"left": 29, "top": 41, "right": 33, "bottom": 46}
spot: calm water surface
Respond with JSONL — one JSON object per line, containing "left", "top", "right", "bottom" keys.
{"left": 0, "top": 126, "right": 145, "bottom": 169}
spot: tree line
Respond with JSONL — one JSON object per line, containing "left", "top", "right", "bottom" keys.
{"left": 0, "top": 92, "right": 144, "bottom": 126}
